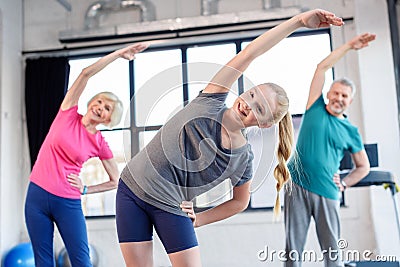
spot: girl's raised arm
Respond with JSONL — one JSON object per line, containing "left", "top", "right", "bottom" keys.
{"left": 203, "top": 9, "right": 343, "bottom": 94}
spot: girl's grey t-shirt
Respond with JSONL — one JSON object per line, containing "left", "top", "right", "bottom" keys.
{"left": 121, "top": 92, "right": 254, "bottom": 216}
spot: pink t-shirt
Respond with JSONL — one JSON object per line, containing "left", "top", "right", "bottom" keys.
{"left": 30, "top": 106, "right": 113, "bottom": 199}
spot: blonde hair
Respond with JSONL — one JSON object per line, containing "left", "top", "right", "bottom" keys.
{"left": 87, "top": 91, "right": 123, "bottom": 128}
{"left": 264, "top": 83, "right": 294, "bottom": 217}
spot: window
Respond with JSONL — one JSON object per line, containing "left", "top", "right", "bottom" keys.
{"left": 133, "top": 49, "right": 183, "bottom": 127}
{"left": 68, "top": 30, "right": 333, "bottom": 216}
{"left": 186, "top": 43, "right": 238, "bottom": 106}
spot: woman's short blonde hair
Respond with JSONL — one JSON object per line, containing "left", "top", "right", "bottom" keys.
{"left": 87, "top": 91, "right": 123, "bottom": 128}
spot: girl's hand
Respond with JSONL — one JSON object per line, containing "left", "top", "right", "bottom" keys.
{"left": 67, "top": 173, "right": 84, "bottom": 193}
{"left": 119, "top": 43, "right": 149, "bottom": 60}
{"left": 299, "top": 9, "right": 344, "bottom": 29}
{"left": 349, "top": 33, "right": 376, "bottom": 50}
{"left": 180, "top": 201, "right": 197, "bottom": 227}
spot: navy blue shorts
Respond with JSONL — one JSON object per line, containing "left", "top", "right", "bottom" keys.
{"left": 116, "top": 179, "right": 198, "bottom": 254}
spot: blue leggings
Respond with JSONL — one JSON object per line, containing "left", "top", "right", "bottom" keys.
{"left": 116, "top": 179, "right": 198, "bottom": 254}
{"left": 24, "top": 182, "right": 92, "bottom": 267}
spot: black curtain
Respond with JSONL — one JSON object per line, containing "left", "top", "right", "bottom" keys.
{"left": 25, "top": 57, "right": 70, "bottom": 168}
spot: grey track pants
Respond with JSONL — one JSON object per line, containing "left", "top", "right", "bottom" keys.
{"left": 284, "top": 182, "right": 343, "bottom": 267}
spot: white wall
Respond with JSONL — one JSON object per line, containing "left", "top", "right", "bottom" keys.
{"left": 354, "top": 0, "right": 400, "bottom": 257}
{"left": 0, "top": 0, "right": 28, "bottom": 258}
{"left": 7, "top": 0, "right": 399, "bottom": 266}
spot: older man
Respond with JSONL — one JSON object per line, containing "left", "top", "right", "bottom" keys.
{"left": 284, "top": 33, "right": 375, "bottom": 267}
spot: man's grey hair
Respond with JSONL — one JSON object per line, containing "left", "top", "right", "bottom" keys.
{"left": 331, "top": 77, "right": 356, "bottom": 97}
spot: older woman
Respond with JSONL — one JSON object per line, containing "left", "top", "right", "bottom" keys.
{"left": 24, "top": 43, "right": 147, "bottom": 267}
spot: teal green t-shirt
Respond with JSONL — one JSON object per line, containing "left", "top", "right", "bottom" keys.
{"left": 288, "top": 95, "right": 363, "bottom": 200}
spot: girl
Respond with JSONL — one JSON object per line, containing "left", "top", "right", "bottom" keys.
{"left": 116, "top": 9, "right": 344, "bottom": 267}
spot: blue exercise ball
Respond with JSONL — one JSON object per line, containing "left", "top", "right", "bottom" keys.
{"left": 3, "top": 242, "right": 35, "bottom": 267}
